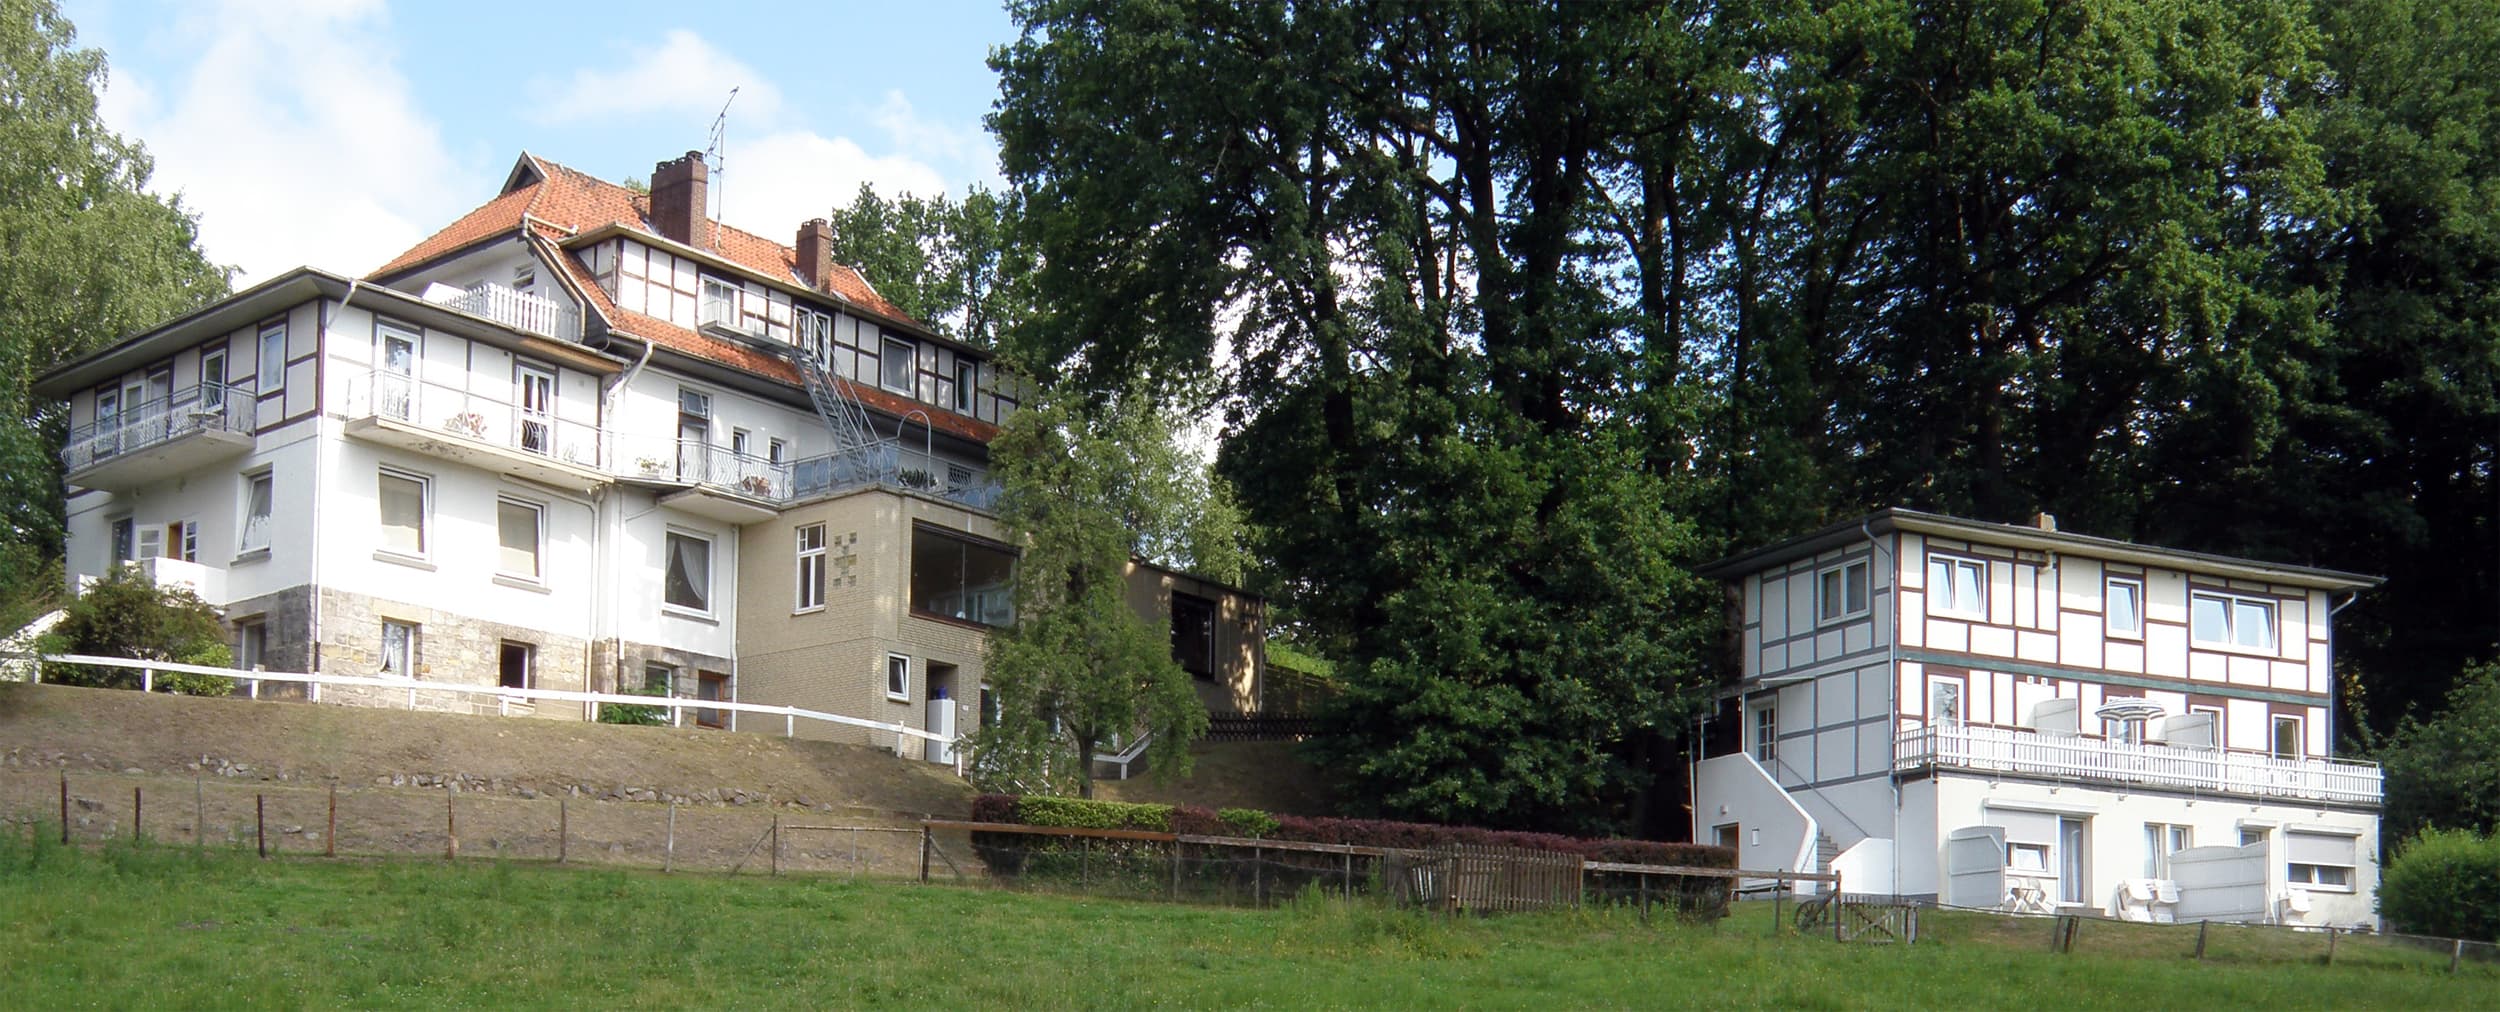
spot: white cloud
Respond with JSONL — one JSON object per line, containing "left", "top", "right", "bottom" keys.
{"left": 527, "top": 30, "right": 783, "bottom": 128}
{"left": 94, "top": 0, "right": 483, "bottom": 284}
{"left": 717, "top": 130, "right": 949, "bottom": 242}
{"left": 870, "top": 90, "right": 996, "bottom": 183}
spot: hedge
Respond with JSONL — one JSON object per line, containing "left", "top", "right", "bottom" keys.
{"left": 967, "top": 794, "right": 1734, "bottom": 868}
{"left": 2380, "top": 828, "right": 2500, "bottom": 942}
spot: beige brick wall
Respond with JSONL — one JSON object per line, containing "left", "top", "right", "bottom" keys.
{"left": 736, "top": 488, "right": 998, "bottom": 752}
{"left": 734, "top": 487, "right": 1272, "bottom": 755}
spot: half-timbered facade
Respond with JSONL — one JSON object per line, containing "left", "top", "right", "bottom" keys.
{"left": 1692, "top": 510, "right": 2381, "bottom": 928}
{"left": 35, "top": 150, "right": 1262, "bottom": 757}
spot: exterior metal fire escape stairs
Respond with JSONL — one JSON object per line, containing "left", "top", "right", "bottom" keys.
{"left": 777, "top": 342, "right": 884, "bottom": 486}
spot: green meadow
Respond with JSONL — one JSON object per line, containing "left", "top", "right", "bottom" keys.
{"left": 3, "top": 834, "right": 2491, "bottom": 1009}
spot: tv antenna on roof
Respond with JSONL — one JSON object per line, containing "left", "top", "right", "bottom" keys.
{"left": 705, "top": 87, "right": 737, "bottom": 249}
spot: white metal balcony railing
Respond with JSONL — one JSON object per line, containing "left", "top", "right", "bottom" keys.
{"left": 1893, "top": 723, "right": 2382, "bottom": 807}
{"left": 437, "top": 283, "right": 581, "bottom": 342}
{"left": 344, "top": 370, "right": 602, "bottom": 469}
{"left": 60, "top": 383, "right": 255, "bottom": 471}
{"left": 616, "top": 434, "right": 792, "bottom": 500}
{"left": 789, "top": 442, "right": 1003, "bottom": 510}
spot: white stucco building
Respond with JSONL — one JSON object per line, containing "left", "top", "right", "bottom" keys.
{"left": 1690, "top": 510, "right": 2382, "bottom": 928}
{"left": 34, "top": 151, "right": 1265, "bottom": 755}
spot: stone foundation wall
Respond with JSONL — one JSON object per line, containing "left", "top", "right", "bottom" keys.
{"left": 313, "top": 587, "right": 592, "bottom": 721}
{"left": 221, "top": 585, "right": 316, "bottom": 674}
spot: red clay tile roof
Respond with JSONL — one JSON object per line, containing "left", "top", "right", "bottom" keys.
{"left": 374, "top": 153, "right": 997, "bottom": 445}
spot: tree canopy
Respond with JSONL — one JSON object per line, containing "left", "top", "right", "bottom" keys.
{"left": 963, "top": 384, "right": 1239, "bottom": 797}
{"left": 990, "top": 0, "right": 2499, "bottom": 834}
{"left": 0, "top": 0, "right": 229, "bottom": 621}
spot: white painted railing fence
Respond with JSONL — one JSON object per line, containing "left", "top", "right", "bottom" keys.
{"left": 1894, "top": 723, "right": 2380, "bottom": 806}
{"left": 19, "top": 654, "right": 958, "bottom": 768}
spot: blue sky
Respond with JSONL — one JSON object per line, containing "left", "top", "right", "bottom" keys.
{"left": 65, "top": 0, "right": 1020, "bottom": 284}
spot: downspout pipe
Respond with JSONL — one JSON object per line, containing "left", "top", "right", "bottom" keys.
{"left": 596, "top": 338, "right": 656, "bottom": 697}
{"left": 308, "top": 278, "right": 365, "bottom": 676}
{"left": 2327, "top": 591, "right": 2360, "bottom": 757}
{"left": 1862, "top": 518, "right": 1898, "bottom": 900}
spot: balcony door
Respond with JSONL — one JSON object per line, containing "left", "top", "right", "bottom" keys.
{"left": 515, "top": 363, "right": 555, "bottom": 455}
{"left": 377, "top": 327, "right": 418, "bottom": 421}
{"left": 676, "top": 389, "right": 712, "bottom": 482}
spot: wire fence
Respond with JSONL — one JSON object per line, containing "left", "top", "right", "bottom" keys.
{"left": 931, "top": 819, "right": 1789, "bottom": 923}
{"left": 3, "top": 769, "right": 938, "bottom": 880}
{"left": 2028, "top": 911, "right": 2500, "bottom": 974}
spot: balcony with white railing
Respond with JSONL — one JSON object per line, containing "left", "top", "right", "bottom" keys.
{"left": 788, "top": 441, "right": 1003, "bottom": 511}
{"left": 1893, "top": 723, "right": 2381, "bottom": 807}
{"left": 433, "top": 283, "right": 581, "bottom": 342}
{"left": 617, "top": 434, "right": 790, "bottom": 525}
{"left": 60, "top": 383, "right": 255, "bottom": 492}
{"left": 340, "top": 369, "right": 606, "bottom": 491}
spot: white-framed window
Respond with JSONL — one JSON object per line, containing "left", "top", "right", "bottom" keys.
{"left": 731, "top": 428, "right": 750, "bottom": 457}
{"left": 643, "top": 663, "right": 675, "bottom": 694}
{"left": 257, "top": 321, "right": 286, "bottom": 394}
{"left": 881, "top": 334, "right": 915, "bottom": 393}
{"left": 1817, "top": 559, "right": 1871, "bottom": 623}
{"left": 2008, "top": 841, "right": 2050, "bottom": 873}
{"left": 498, "top": 641, "right": 535, "bottom": 690}
{"left": 108, "top": 516, "right": 135, "bottom": 565}
{"left": 663, "top": 530, "right": 713, "bottom": 614}
{"left": 796, "top": 306, "right": 835, "bottom": 365}
{"left": 377, "top": 468, "right": 429, "bottom": 558}
{"left": 239, "top": 470, "right": 275, "bottom": 553}
{"left": 2191, "top": 590, "right": 2277, "bottom": 651}
{"left": 2144, "top": 823, "right": 2193, "bottom": 878}
{"left": 169, "top": 520, "right": 198, "bottom": 563}
{"left": 954, "top": 360, "right": 976, "bottom": 413}
{"left": 497, "top": 497, "right": 544, "bottom": 580}
{"left": 886, "top": 653, "right": 911, "bottom": 702}
{"left": 234, "top": 618, "right": 267, "bottom": 672}
{"left": 511, "top": 262, "right": 536, "bottom": 294}
{"left": 701, "top": 277, "right": 739, "bottom": 330}
{"left": 1927, "top": 555, "right": 1987, "bottom": 618}
{"left": 768, "top": 438, "right": 786, "bottom": 465}
{"left": 2270, "top": 714, "right": 2304, "bottom": 761}
{"left": 1752, "top": 702, "right": 1777, "bottom": 764}
{"left": 94, "top": 386, "right": 121, "bottom": 446}
{"left": 1929, "top": 678, "right": 1963, "bottom": 727}
{"left": 795, "top": 523, "right": 827, "bottom": 612}
{"left": 137, "top": 524, "right": 163, "bottom": 560}
{"left": 514, "top": 361, "right": 555, "bottom": 455}
{"left": 200, "top": 346, "right": 228, "bottom": 407}
{"left": 2285, "top": 831, "right": 2357, "bottom": 892}
{"left": 2105, "top": 576, "right": 2144, "bottom": 638}
{"left": 379, "top": 619, "right": 418, "bottom": 678}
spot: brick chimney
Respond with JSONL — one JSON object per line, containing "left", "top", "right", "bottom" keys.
{"left": 795, "top": 218, "right": 834, "bottom": 291}
{"left": 649, "top": 151, "right": 710, "bottom": 247}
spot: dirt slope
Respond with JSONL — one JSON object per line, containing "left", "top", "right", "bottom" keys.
{"left": 0, "top": 683, "right": 1331, "bottom": 872}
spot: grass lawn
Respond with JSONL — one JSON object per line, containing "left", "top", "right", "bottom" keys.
{"left": 4, "top": 835, "right": 2493, "bottom": 1009}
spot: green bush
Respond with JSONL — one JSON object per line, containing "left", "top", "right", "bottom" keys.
{"left": 1218, "top": 807, "right": 1280, "bottom": 838}
{"left": 34, "top": 566, "right": 232, "bottom": 695}
{"left": 1017, "top": 796, "right": 1173, "bottom": 832}
{"left": 2380, "top": 828, "right": 2500, "bottom": 941}
{"left": 597, "top": 683, "right": 671, "bottom": 726}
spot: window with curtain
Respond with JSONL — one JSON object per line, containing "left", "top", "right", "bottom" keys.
{"left": 240, "top": 471, "right": 274, "bottom": 551}
{"left": 664, "top": 531, "right": 711, "bottom": 613}
{"left": 378, "top": 471, "right": 427, "bottom": 556}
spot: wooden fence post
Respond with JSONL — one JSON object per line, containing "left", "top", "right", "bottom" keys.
{"left": 919, "top": 826, "right": 932, "bottom": 883}
{"left": 1772, "top": 877, "right": 1784, "bottom": 938}
{"left": 326, "top": 786, "right": 337, "bottom": 858}
{"left": 58, "top": 772, "right": 68, "bottom": 845}
{"left": 132, "top": 787, "right": 142, "bottom": 842}
{"left": 665, "top": 802, "right": 677, "bottom": 873}
{"left": 2324, "top": 926, "right": 2337, "bottom": 965}
{"left": 2195, "top": 920, "right": 2209, "bottom": 960}
{"left": 2453, "top": 938, "right": 2465, "bottom": 974}
{"left": 1344, "top": 851, "right": 1354, "bottom": 899}
{"left": 255, "top": 794, "right": 267, "bottom": 858}
{"left": 1253, "top": 845, "right": 1264, "bottom": 906}
{"left": 1170, "top": 840, "right": 1182, "bottom": 901}
{"left": 193, "top": 774, "right": 203, "bottom": 856}
{"left": 1834, "top": 872, "right": 1845, "bottom": 944}
{"left": 446, "top": 790, "right": 458, "bottom": 861}
{"left": 771, "top": 815, "right": 781, "bottom": 877}
{"left": 558, "top": 797, "right": 568, "bottom": 864}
